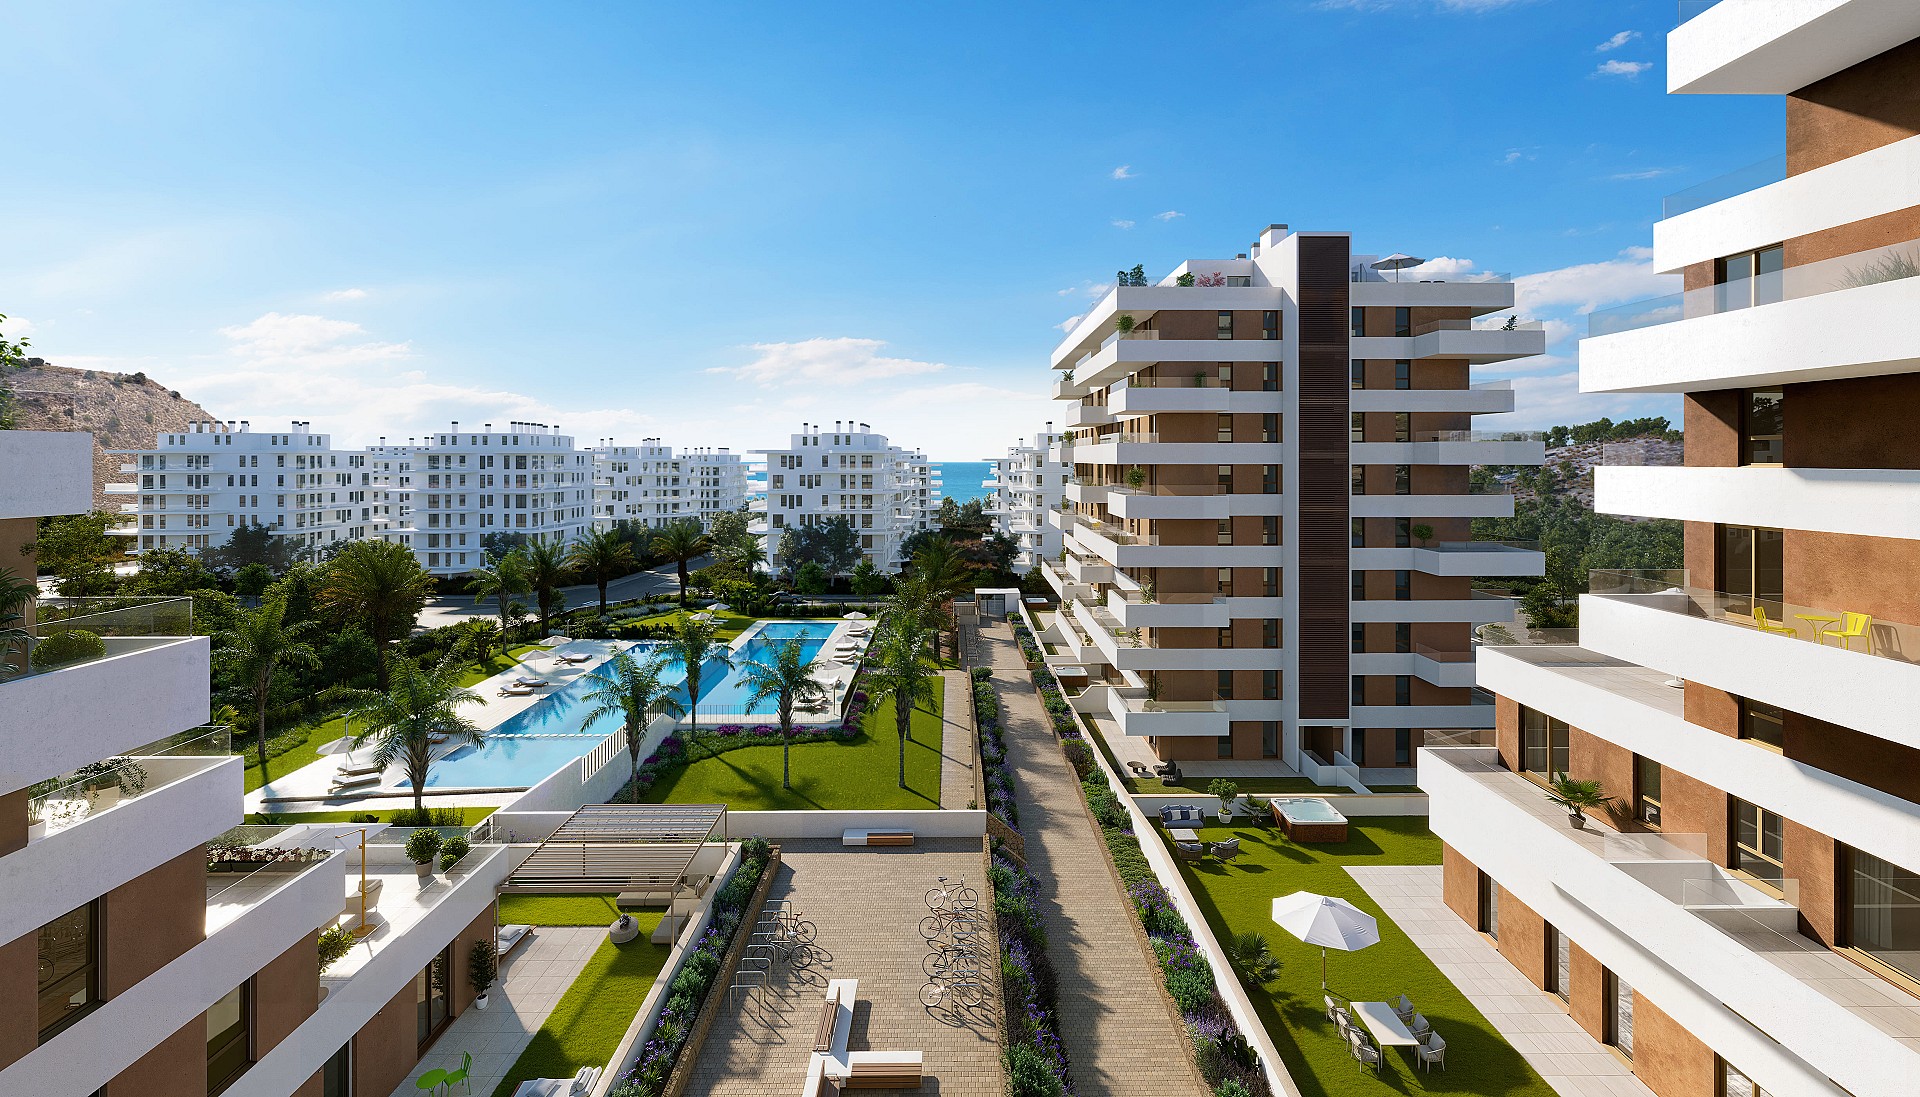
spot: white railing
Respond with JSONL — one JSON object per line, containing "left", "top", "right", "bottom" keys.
{"left": 580, "top": 727, "right": 626, "bottom": 781}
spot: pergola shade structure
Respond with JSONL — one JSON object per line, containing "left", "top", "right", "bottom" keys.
{"left": 505, "top": 804, "right": 728, "bottom": 901}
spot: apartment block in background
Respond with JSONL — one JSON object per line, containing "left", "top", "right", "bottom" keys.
{"left": 406, "top": 421, "right": 594, "bottom": 576}
{"left": 590, "top": 439, "right": 749, "bottom": 530}
{"left": 756, "top": 421, "right": 938, "bottom": 572}
{"left": 1427, "top": 7, "right": 1920, "bottom": 1096}
{"left": 985, "top": 427, "right": 1067, "bottom": 573}
{"left": 1042, "top": 223, "right": 1543, "bottom": 773}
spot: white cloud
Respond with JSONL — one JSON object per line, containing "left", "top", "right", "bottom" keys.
{"left": 323, "top": 287, "right": 368, "bottom": 301}
{"left": 1111, "top": 219, "right": 1136, "bottom": 230}
{"left": 1595, "top": 59, "right": 1652, "bottom": 77}
{"left": 3, "top": 315, "right": 35, "bottom": 339}
{"left": 705, "top": 337, "right": 948, "bottom": 389}
{"left": 1596, "top": 30, "right": 1639, "bottom": 52}
{"left": 1154, "top": 210, "right": 1183, "bottom": 221}
{"left": 1500, "top": 148, "right": 1536, "bottom": 165}
{"left": 1110, "top": 165, "right": 1136, "bottom": 180}
{"left": 1477, "top": 370, "right": 1682, "bottom": 431}
{"left": 1609, "top": 167, "right": 1676, "bottom": 180}
{"left": 1055, "top": 313, "right": 1087, "bottom": 333}
{"left": 1514, "top": 246, "right": 1676, "bottom": 316}
{"left": 218, "top": 312, "right": 410, "bottom": 362}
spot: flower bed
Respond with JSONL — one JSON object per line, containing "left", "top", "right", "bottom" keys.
{"left": 618, "top": 704, "right": 865, "bottom": 800}
{"left": 991, "top": 845, "right": 1073, "bottom": 1097}
{"left": 974, "top": 678, "right": 1018, "bottom": 829}
{"left": 1011, "top": 621, "right": 1045, "bottom": 666}
{"left": 608, "top": 837, "right": 775, "bottom": 1097}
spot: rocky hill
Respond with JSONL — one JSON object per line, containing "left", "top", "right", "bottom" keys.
{"left": 6, "top": 360, "right": 217, "bottom": 511}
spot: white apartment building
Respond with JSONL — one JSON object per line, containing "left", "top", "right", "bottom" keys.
{"left": 1041, "top": 223, "right": 1544, "bottom": 772}
{"left": 1427, "top": 8, "right": 1920, "bottom": 1097}
{"left": 755, "top": 421, "right": 936, "bottom": 572}
{"left": 1, "top": 429, "right": 512, "bottom": 1097}
{"left": 590, "top": 440, "right": 749, "bottom": 530}
{"left": 107, "top": 421, "right": 385, "bottom": 559}
{"left": 985, "top": 427, "right": 1067, "bottom": 573}
{"left": 394, "top": 421, "right": 594, "bottom": 576}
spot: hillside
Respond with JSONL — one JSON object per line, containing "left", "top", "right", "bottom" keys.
{"left": 6, "top": 360, "right": 218, "bottom": 510}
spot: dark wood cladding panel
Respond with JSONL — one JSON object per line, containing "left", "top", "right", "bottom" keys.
{"left": 1297, "top": 235, "right": 1351, "bottom": 721}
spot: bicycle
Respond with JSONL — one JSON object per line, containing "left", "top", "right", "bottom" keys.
{"left": 919, "top": 908, "right": 988, "bottom": 941}
{"left": 924, "top": 947, "right": 988, "bottom": 980}
{"left": 921, "top": 976, "right": 989, "bottom": 1009}
{"left": 925, "top": 876, "right": 980, "bottom": 912}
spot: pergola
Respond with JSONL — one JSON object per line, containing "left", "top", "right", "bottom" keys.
{"left": 505, "top": 804, "right": 729, "bottom": 907}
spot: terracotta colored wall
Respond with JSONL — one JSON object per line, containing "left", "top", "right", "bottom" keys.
{"left": 1787, "top": 37, "right": 1920, "bottom": 173}
{"left": 1495, "top": 886, "right": 1548, "bottom": 990}
{"left": 1682, "top": 682, "right": 1740, "bottom": 737}
{"left": 1495, "top": 694, "right": 1521, "bottom": 772}
{"left": 1632, "top": 994, "right": 1717, "bottom": 1097}
{"left": 110, "top": 1020, "right": 207, "bottom": 1097}
{"left": 1784, "top": 529, "right": 1920, "bottom": 630}
{"left": 1568, "top": 943, "right": 1608, "bottom": 1043}
{"left": 1441, "top": 843, "right": 1479, "bottom": 927}
{"left": 106, "top": 846, "right": 206, "bottom": 995}
{"left": 1786, "top": 374, "right": 1920, "bottom": 469}
{"left": 1784, "top": 820, "right": 1839, "bottom": 946}
{"left": 353, "top": 981, "right": 419, "bottom": 1097}
{"left": 452, "top": 905, "right": 496, "bottom": 1013}
{"left": 0, "top": 930, "right": 35, "bottom": 1070}
{"left": 255, "top": 935, "right": 319, "bottom": 1061}
{"left": 1654, "top": 767, "right": 1729, "bottom": 864}
{"left": 1569, "top": 727, "right": 1638, "bottom": 831}
{"left": 1683, "top": 392, "right": 1740, "bottom": 468}
{"left": 1153, "top": 736, "right": 1219, "bottom": 762}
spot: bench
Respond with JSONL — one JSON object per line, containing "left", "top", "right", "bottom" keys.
{"left": 844, "top": 1052, "right": 924, "bottom": 1089}
{"left": 812, "top": 985, "right": 843, "bottom": 1052}
{"left": 842, "top": 829, "right": 915, "bottom": 847}
{"left": 801, "top": 979, "right": 860, "bottom": 1097}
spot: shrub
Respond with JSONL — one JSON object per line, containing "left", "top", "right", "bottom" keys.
{"left": 1156, "top": 935, "right": 1218, "bottom": 1015}
{"left": 317, "top": 925, "right": 355, "bottom": 974}
{"left": 438, "top": 833, "right": 470, "bottom": 871}
{"left": 1215, "top": 1082, "right": 1255, "bottom": 1097}
{"left": 740, "top": 835, "right": 772, "bottom": 865}
{"left": 469, "top": 938, "right": 498, "bottom": 997}
{"left": 1004, "top": 1043, "right": 1066, "bottom": 1097}
{"left": 31, "top": 629, "right": 106, "bottom": 669}
{"left": 1130, "top": 879, "right": 1189, "bottom": 938}
{"left": 1061, "top": 739, "right": 1093, "bottom": 780}
{"left": 350, "top": 812, "right": 380, "bottom": 823}
{"left": 1082, "top": 778, "right": 1127, "bottom": 830}
{"left": 403, "top": 829, "right": 443, "bottom": 865}
{"left": 970, "top": 666, "right": 992, "bottom": 680}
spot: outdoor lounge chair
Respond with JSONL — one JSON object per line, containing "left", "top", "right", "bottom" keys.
{"left": 1160, "top": 805, "right": 1204, "bottom": 826}
{"left": 1414, "top": 1033, "right": 1446, "bottom": 1072}
{"left": 1175, "top": 842, "right": 1207, "bottom": 862}
{"left": 1392, "top": 994, "right": 1415, "bottom": 1022}
{"left": 513, "top": 675, "right": 549, "bottom": 687}
{"left": 1209, "top": 838, "right": 1241, "bottom": 861}
{"left": 336, "top": 758, "right": 383, "bottom": 777}
{"left": 1408, "top": 1011, "right": 1432, "bottom": 1039}
{"left": 499, "top": 684, "right": 537, "bottom": 696}
{"left": 330, "top": 771, "right": 379, "bottom": 792}
{"left": 1348, "top": 1031, "right": 1381, "bottom": 1074}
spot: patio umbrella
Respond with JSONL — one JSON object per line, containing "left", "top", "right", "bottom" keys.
{"left": 842, "top": 610, "right": 868, "bottom": 620}
{"left": 709, "top": 603, "right": 731, "bottom": 612}
{"left": 1371, "top": 253, "right": 1426, "bottom": 282}
{"left": 1272, "top": 891, "right": 1379, "bottom": 989}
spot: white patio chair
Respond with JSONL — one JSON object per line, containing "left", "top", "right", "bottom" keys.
{"left": 1392, "top": 993, "right": 1414, "bottom": 1022}
{"left": 1348, "top": 1031, "right": 1381, "bottom": 1074}
{"left": 1323, "top": 994, "right": 1343, "bottom": 1023}
{"left": 1415, "top": 1033, "right": 1447, "bottom": 1072}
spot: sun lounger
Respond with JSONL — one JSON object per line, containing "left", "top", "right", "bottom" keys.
{"left": 336, "top": 759, "right": 383, "bottom": 777}
{"left": 499, "top": 684, "right": 538, "bottom": 696}
{"left": 497, "top": 924, "right": 533, "bottom": 955}
{"left": 330, "top": 772, "right": 379, "bottom": 792}
{"left": 513, "top": 675, "right": 549, "bottom": 687}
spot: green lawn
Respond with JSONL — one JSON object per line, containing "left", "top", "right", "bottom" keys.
{"left": 619, "top": 608, "right": 759, "bottom": 639}
{"left": 453, "top": 642, "right": 551, "bottom": 687}
{"left": 641, "top": 690, "right": 944, "bottom": 810}
{"left": 1168, "top": 818, "right": 1556, "bottom": 1097}
{"left": 498, "top": 893, "right": 625, "bottom": 926}
{"left": 243, "top": 806, "right": 496, "bottom": 826}
{"left": 488, "top": 912, "right": 669, "bottom": 1097}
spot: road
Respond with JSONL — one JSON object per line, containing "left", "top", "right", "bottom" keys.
{"left": 414, "top": 560, "right": 693, "bottom": 632}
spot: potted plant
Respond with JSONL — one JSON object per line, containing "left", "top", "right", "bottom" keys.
{"left": 438, "top": 833, "right": 471, "bottom": 872}
{"left": 1140, "top": 579, "right": 1156, "bottom": 604}
{"left": 1116, "top": 312, "right": 1137, "bottom": 335}
{"left": 1176, "top": 272, "right": 1196, "bottom": 287}
{"left": 1125, "top": 465, "right": 1147, "bottom": 490}
{"left": 1546, "top": 773, "right": 1613, "bottom": 829}
{"left": 469, "top": 938, "right": 498, "bottom": 1010}
{"left": 1208, "top": 778, "right": 1241, "bottom": 822}
{"left": 1411, "top": 523, "right": 1435, "bottom": 548}
{"left": 405, "top": 829, "right": 444, "bottom": 879}
{"left": 317, "top": 925, "right": 355, "bottom": 976}
{"left": 0, "top": 566, "right": 34, "bottom": 679}
{"left": 1193, "top": 369, "right": 1208, "bottom": 388}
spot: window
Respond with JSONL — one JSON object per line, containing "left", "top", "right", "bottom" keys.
{"left": 1740, "top": 698, "right": 1785, "bottom": 751}
{"left": 1478, "top": 872, "right": 1498, "bottom": 938}
{"left": 38, "top": 901, "right": 101, "bottom": 1041}
{"left": 1394, "top": 464, "right": 1411, "bottom": 495}
{"left": 1262, "top": 722, "right": 1281, "bottom": 758}
{"left": 1351, "top": 518, "right": 1366, "bottom": 548}
{"left": 1395, "top": 729, "right": 1412, "bottom": 765}
{"left": 1217, "top": 626, "right": 1234, "bottom": 649}
{"left": 207, "top": 981, "right": 252, "bottom": 1093}
{"left": 1715, "top": 244, "right": 1784, "bottom": 310}
{"left": 1720, "top": 525, "right": 1785, "bottom": 612}
{"left": 1217, "top": 669, "right": 1235, "bottom": 700}
{"left": 1217, "top": 414, "right": 1233, "bottom": 443}
{"left": 1742, "top": 389, "right": 1784, "bottom": 466}
{"left": 1262, "top": 415, "right": 1280, "bottom": 443}
{"left": 1263, "top": 671, "right": 1280, "bottom": 700}
{"left": 1218, "top": 464, "right": 1234, "bottom": 493}
{"left": 1350, "top": 412, "right": 1366, "bottom": 443}
{"left": 1349, "top": 730, "right": 1367, "bottom": 766}
{"left": 1218, "top": 363, "right": 1234, "bottom": 386}
{"left": 1394, "top": 570, "right": 1411, "bottom": 601}
{"left": 1549, "top": 926, "right": 1571, "bottom": 1002}
{"left": 1262, "top": 516, "right": 1278, "bottom": 545}
{"left": 1262, "top": 310, "right": 1279, "bottom": 339}
{"left": 1394, "top": 675, "right": 1411, "bottom": 705}
{"left": 1263, "top": 567, "right": 1279, "bottom": 597}
{"left": 1264, "top": 619, "right": 1280, "bottom": 648}
{"left": 1394, "top": 308, "right": 1412, "bottom": 337}
{"left": 1395, "top": 622, "right": 1411, "bottom": 653}
{"left": 1217, "top": 519, "right": 1233, "bottom": 546}
{"left": 1607, "top": 973, "right": 1634, "bottom": 1059}
{"left": 1350, "top": 359, "right": 1366, "bottom": 389}
{"left": 1844, "top": 847, "right": 1920, "bottom": 987}
{"left": 1352, "top": 571, "right": 1367, "bottom": 601}
{"left": 1394, "top": 360, "right": 1411, "bottom": 389}
{"left": 1732, "top": 798, "right": 1786, "bottom": 892}
{"left": 1352, "top": 675, "right": 1368, "bottom": 706}
{"left": 1263, "top": 362, "right": 1280, "bottom": 391}
{"left": 1636, "top": 756, "right": 1663, "bottom": 829}
{"left": 1350, "top": 307, "right": 1366, "bottom": 339}
{"left": 1393, "top": 517, "right": 1410, "bottom": 547}
{"left": 1719, "top": 1059, "right": 1772, "bottom": 1097}
{"left": 1217, "top": 734, "right": 1234, "bottom": 758}
{"left": 1351, "top": 465, "right": 1367, "bottom": 495}
{"left": 1394, "top": 412, "right": 1411, "bottom": 443}
{"left": 417, "top": 946, "right": 453, "bottom": 1048}
{"left": 1520, "top": 706, "right": 1571, "bottom": 781}
{"left": 1216, "top": 311, "right": 1234, "bottom": 339}
{"left": 1218, "top": 568, "right": 1234, "bottom": 595}
{"left": 1352, "top": 623, "right": 1367, "bottom": 653}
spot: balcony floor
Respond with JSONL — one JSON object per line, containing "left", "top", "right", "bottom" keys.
{"left": 1489, "top": 645, "right": 1684, "bottom": 717}
{"left": 1349, "top": 866, "right": 1653, "bottom": 1097}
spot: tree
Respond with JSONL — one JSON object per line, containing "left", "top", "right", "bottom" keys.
{"left": 479, "top": 531, "right": 530, "bottom": 558}
{"left": 794, "top": 560, "right": 829, "bottom": 595}
{"left": 201, "top": 522, "right": 299, "bottom": 577}
{"left": 520, "top": 538, "right": 572, "bottom": 640}
{"left": 778, "top": 517, "right": 861, "bottom": 577}
{"left": 907, "top": 536, "right": 972, "bottom": 661}
{"left": 233, "top": 563, "right": 274, "bottom": 601}
{"left": 848, "top": 557, "right": 890, "bottom": 596}
{"left": 123, "top": 546, "right": 220, "bottom": 596}
{"left": 739, "top": 639, "right": 829, "bottom": 791}
{"left": 580, "top": 651, "right": 686, "bottom": 803}
{"left": 467, "top": 550, "right": 530, "bottom": 657}
{"left": 348, "top": 658, "right": 483, "bottom": 814}
{"left": 320, "top": 540, "right": 433, "bottom": 691}
{"left": 665, "top": 616, "right": 732, "bottom": 736}
{"left": 212, "top": 598, "right": 321, "bottom": 774}
{"left": 719, "top": 538, "right": 767, "bottom": 574}
{"left": 33, "top": 512, "right": 126, "bottom": 594}
{"left": 1222, "top": 932, "right": 1282, "bottom": 986}
{"left": 654, "top": 519, "right": 711, "bottom": 606}
{"left": 864, "top": 625, "right": 937, "bottom": 788}
{"left": 707, "top": 510, "right": 754, "bottom": 557}
{"left": 0, "top": 312, "right": 29, "bottom": 430}
{"left": 566, "top": 528, "right": 635, "bottom": 614}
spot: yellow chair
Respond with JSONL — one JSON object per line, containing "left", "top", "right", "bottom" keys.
{"left": 1752, "top": 606, "right": 1798, "bottom": 638}
{"left": 1826, "top": 612, "right": 1873, "bottom": 653}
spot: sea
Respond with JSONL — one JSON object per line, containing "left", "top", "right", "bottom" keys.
{"left": 938, "top": 461, "right": 994, "bottom": 506}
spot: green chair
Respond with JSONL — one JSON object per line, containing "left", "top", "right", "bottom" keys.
{"left": 1751, "top": 606, "right": 1797, "bottom": 638}
{"left": 414, "top": 1068, "right": 448, "bottom": 1095}
{"left": 443, "top": 1052, "right": 472, "bottom": 1095}
{"left": 1827, "top": 612, "right": 1873, "bottom": 653}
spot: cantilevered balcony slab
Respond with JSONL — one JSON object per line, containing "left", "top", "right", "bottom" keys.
{"left": 1349, "top": 493, "right": 1513, "bottom": 519}
{"left": 1107, "top": 687, "right": 1230, "bottom": 738}
{"left": 1349, "top": 593, "right": 1515, "bottom": 625}
{"left": 1351, "top": 543, "right": 1543, "bottom": 578}
{"left": 1669, "top": 0, "right": 1920, "bottom": 96}
{"left": 1051, "top": 284, "right": 1283, "bottom": 369}
{"left": 1597, "top": 465, "right": 1920, "bottom": 541}
{"left": 1107, "top": 488, "right": 1285, "bottom": 521}
{"left": 0, "top": 636, "right": 211, "bottom": 796}
{"left": 1107, "top": 589, "right": 1230, "bottom": 630}
{"left": 1351, "top": 326, "right": 1544, "bottom": 364}
{"left": 1350, "top": 438, "right": 1547, "bottom": 466}
{"left": 1348, "top": 385, "right": 1515, "bottom": 415}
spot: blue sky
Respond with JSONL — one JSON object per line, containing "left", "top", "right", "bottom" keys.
{"left": 1, "top": 0, "right": 1778, "bottom": 458}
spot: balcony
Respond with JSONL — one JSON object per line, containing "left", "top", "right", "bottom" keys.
{"left": 1350, "top": 540, "right": 1542, "bottom": 577}
{"left": 1669, "top": 0, "right": 1920, "bottom": 96}
{"left": 1051, "top": 284, "right": 1282, "bottom": 370}
{"left": 0, "top": 430, "right": 96, "bottom": 518}
{"left": 1582, "top": 569, "right": 1920, "bottom": 749}
{"left": 1349, "top": 590, "right": 1517, "bottom": 625}
{"left": 1106, "top": 484, "right": 1243, "bottom": 521}
{"left": 1107, "top": 376, "right": 1246, "bottom": 416}
{"left": 1596, "top": 464, "right": 1920, "bottom": 541}
{"left": 1351, "top": 320, "right": 1545, "bottom": 364}
{"left": 1423, "top": 744, "right": 1920, "bottom": 1097}
{"left": 1351, "top": 431, "right": 1547, "bottom": 467}
{"left": 1349, "top": 489, "right": 1514, "bottom": 520}
{"left": 1107, "top": 587, "right": 1229, "bottom": 629}
{"left": 1063, "top": 552, "right": 1112, "bottom": 585}
{"left": 1107, "top": 686, "right": 1229, "bottom": 737}
{"left": 1348, "top": 272, "right": 1514, "bottom": 313}
{"left": 1348, "top": 379, "right": 1515, "bottom": 415}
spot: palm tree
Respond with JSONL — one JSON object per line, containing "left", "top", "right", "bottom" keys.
{"left": 721, "top": 538, "right": 767, "bottom": 573}
{"left": 321, "top": 540, "right": 434, "bottom": 691}
{"left": 909, "top": 536, "right": 973, "bottom": 661}
{"left": 580, "top": 652, "right": 686, "bottom": 803}
{"left": 348, "top": 658, "right": 483, "bottom": 814}
{"left": 213, "top": 598, "right": 322, "bottom": 773}
{"left": 740, "top": 639, "right": 829, "bottom": 791}
{"left": 468, "top": 550, "right": 530, "bottom": 657}
{"left": 1222, "top": 932, "right": 1282, "bottom": 985}
{"left": 863, "top": 626, "right": 937, "bottom": 789}
{"left": 521, "top": 538, "right": 573, "bottom": 639}
{"left": 567, "top": 528, "right": 636, "bottom": 614}
{"left": 654, "top": 519, "right": 712, "bottom": 606}
{"left": 665, "top": 616, "right": 732, "bottom": 735}
{"left": 0, "top": 565, "right": 35, "bottom": 677}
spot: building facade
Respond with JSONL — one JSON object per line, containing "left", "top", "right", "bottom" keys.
{"left": 1, "top": 429, "right": 509, "bottom": 1097}
{"left": 1427, "top": 9, "right": 1920, "bottom": 1097}
{"left": 985, "top": 427, "right": 1067, "bottom": 574}
{"left": 405, "top": 422, "right": 594, "bottom": 577}
{"left": 590, "top": 440, "right": 749, "bottom": 531}
{"left": 755, "top": 422, "right": 938, "bottom": 572}
{"left": 1042, "top": 223, "right": 1544, "bottom": 771}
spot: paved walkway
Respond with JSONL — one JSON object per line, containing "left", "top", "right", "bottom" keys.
{"left": 981, "top": 623, "right": 1209, "bottom": 1097}
{"left": 687, "top": 840, "right": 1002, "bottom": 1097}
{"left": 938, "top": 670, "right": 977, "bottom": 811}
{"left": 1349, "top": 866, "right": 1655, "bottom": 1097}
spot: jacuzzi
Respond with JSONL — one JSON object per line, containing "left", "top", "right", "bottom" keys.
{"left": 1270, "top": 797, "right": 1349, "bottom": 843}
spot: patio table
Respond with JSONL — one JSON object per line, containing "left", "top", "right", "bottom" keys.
{"left": 1795, "top": 613, "right": 1839, "bottom": 641}
{"left": 1350, "top": 1001, "right": 1420, "bottom": 1047}
{"left": 1169, "top": 828, "right": 1200, "bottom": 843}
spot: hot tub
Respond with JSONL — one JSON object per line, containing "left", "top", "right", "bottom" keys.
{"left": 1270, "top": 797, "right": 1348, "bottom": 843}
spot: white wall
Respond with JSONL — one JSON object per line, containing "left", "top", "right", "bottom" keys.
{"left": 0, "top": 429, "right": 95, "bottom": 518}
{"left": 0, "top": 636, "right": 212, "bottom": 795}
{"left": 1596, "top": 464, "right": 1920, "bottom": 540}
{"left": 722, "top": 809, "right": 986, "bottom": 840}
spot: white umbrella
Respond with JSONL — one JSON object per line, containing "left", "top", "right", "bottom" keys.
{"left": 709, "top": 603, "right": 731, "bottom": 613}
{"left": 842, "top": 610, "right": 868, "bottom": 620}
{"left": 1272, "top": 891, "right": 1380, "bottom": 988}
{"left": 1371, "top": 253, "right": 1426, "bottom": 282}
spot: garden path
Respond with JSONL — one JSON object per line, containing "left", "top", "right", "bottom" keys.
{"left": 982, "top": 622, "right": 1210, "bottom": 1097}
{"left": 938, "top": 669, "right": 977, "bottom": 811}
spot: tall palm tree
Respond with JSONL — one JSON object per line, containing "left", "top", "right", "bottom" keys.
{"left": 654, "top": 519, "right": 712, "bottom": 606}
{"left": 740, "top": 639, "right": 829, "bottom": 791}
{"left": 320, "top": 540, "right": 434, "bottom": 691}
{"left": 213, "top": 597, "right": 322, "bottom": 773}
{"left": 521, "top": 538, "right": 573, "bottom": 639}
{"left": 721, "top": 538, "right": 767, "bottom": 573}
{"left": 665, "top": 616, "right": 732, "bottom": 736}
{"left": 864, "top": 626, "right": 938, "bottom": 789}
{"left": 580, "top": 651, "right": 686, "bottom": 803}
{"left": 909, "top": 537, "right": 973, "bottom": 662}
{"left": 468, "top": 550, "right": 530, "bottom": 657}
{"left": 348, "top": 658, "right": 483, "bottom": 814}
{"left": 567, "top": 528, "right": 636, "bottom": 614}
